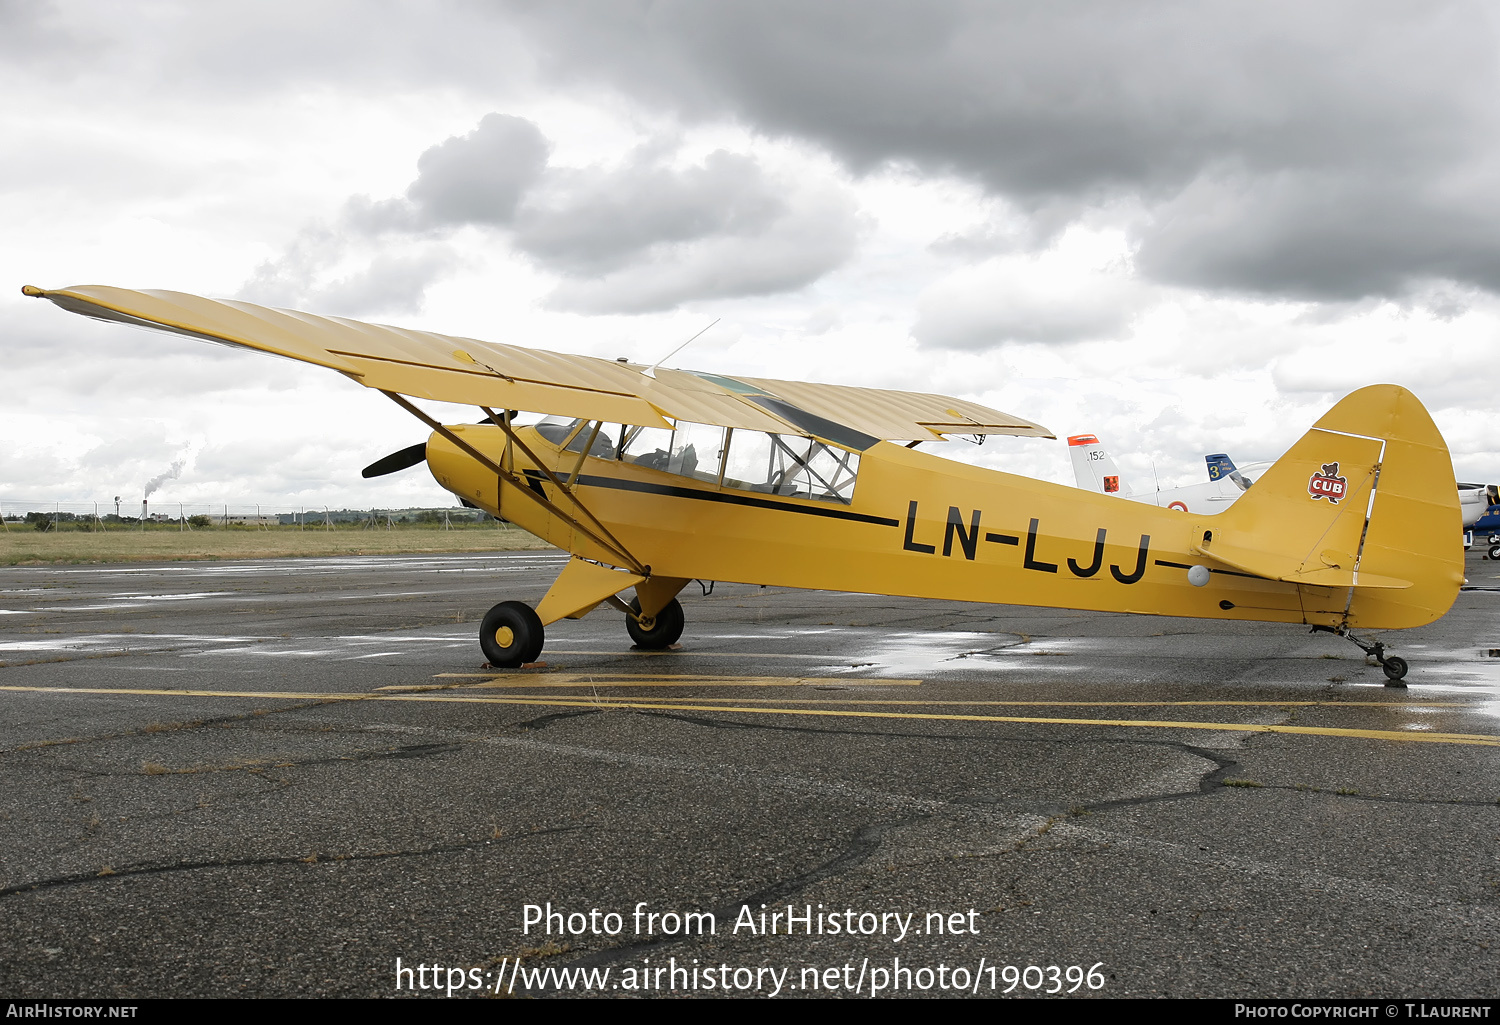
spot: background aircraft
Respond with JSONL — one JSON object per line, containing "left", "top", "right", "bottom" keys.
{"left": 1459, "top": 483, "right": 1499, "bottom": 532}
{"left": 1068, "top": 436, "right": 1268, "bottom": 515}
{"left": 1075, "top": 437, "right": 1496, "bottom": 552}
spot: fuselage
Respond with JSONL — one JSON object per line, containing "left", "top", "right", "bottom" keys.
{"left": 425, "top": 420, "right": 1459, "bottom": 632}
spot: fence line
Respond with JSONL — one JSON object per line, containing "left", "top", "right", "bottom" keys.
{"left": 0, "top": 500, "right": 495, "bottom": 532}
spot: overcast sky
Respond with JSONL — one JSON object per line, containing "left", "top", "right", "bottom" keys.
{"left": 3, "top": 1, "right": 1497, "bottom": 515}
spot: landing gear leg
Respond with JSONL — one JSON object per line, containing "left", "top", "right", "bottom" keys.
{"left": 1311, "top": 625, "right": 1408, "bottom": 687}
{"left": 480, "top": 601, "right": 545, "bottom": 668}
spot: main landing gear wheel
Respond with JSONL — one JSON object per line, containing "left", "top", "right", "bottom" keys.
{"left": 1382, "top": 656, "right": 1409, "bottom": 683}
{"left": 626, "top": 597, "right": 684, "bottom": 649}
{"left": 1489, "top": 544, "right": 1500, "bottom": 561}
{"left": 480, "top": 601, "right": 544, "bottom": 667}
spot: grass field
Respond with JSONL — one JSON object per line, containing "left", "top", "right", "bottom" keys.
{"left": 0, "top": 523, "right": 556, "bottom": 565}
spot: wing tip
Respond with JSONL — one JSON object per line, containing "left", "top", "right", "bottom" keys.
{"left": 20, "top": 284, "right": 45, "bottom": 297}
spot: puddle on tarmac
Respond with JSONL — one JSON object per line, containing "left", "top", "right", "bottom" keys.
{"left": 811, "top": 630, "right": 1030, "bottom": 677}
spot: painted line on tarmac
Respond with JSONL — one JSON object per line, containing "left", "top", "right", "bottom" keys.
{"left": 2, "top": 685, "right": 1496, "bottom": 747}
{"left": 433, "top": 680, "right": 1481, "bottom": 707}
{"left": 494, "top": 651, "right": 873, "bottom": 660}
{"left": 399, "top": 695, "right": 1500, "bottom": 747}
{"left": 415, "top": 675, "right": 922, "bottom": 689}
{"left": 0, "top": 685, "right": 371, "bottom": 702}
{"left": 476, "top": 693, "right": 1484, "bottom": 708}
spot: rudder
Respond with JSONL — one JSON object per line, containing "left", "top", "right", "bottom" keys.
{"left": 1196, "top": 386, "right": 1462, "bottom": 629}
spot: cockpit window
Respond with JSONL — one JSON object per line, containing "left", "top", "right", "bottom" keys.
{"left": 721, "top": 430, "right": 858, "bottom": 503}
{"left": 562, "top": 418, "right": 860, "bottom": 504}
{"left": 535, "top": 417, "right": 617, "bottom": 459}
{"left": 619, "top": 425, "right": 674, "bottom": 470}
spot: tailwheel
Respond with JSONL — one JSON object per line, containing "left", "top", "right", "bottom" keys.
{"left": 626, "top": 597, "right": 684, "bottom": 650}
{"left": 1310, "top": 623, "right": 1410, "bottom": 687}
{"left": 480, "top": 601, "right": 545, "bottom": 667}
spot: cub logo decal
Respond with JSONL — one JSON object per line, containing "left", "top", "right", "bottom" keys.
{"left": 1308, "top": 461, "right": 1347, "bottom": 504}
{"left": 1103, "top": 475, "right": 1120, "bottom": 493}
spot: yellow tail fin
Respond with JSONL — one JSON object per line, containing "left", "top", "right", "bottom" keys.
{"left": 1192, "top": 385, "right": 1462, "bottom": 629}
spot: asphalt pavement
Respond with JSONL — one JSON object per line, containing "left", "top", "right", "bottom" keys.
{"left": 1, "top": 548, "right": 1497, "bottom": 999}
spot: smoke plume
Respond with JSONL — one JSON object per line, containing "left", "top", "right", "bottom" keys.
{"left": 143, "top": 460, "right": 184, "bottom": 499}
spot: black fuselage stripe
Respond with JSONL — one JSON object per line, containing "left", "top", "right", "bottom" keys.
{"left": 571, "top": 474, "right": 901, "bottom": 526}
{"left": 1155, "top": 557, "right": 1266, "bottom": 580}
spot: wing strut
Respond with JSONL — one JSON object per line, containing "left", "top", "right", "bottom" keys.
{"left": 379, "top": 391, "right": 649, "bottom": 577}
{"left": 475, "top": 406, "right": 647, "bottom": 576}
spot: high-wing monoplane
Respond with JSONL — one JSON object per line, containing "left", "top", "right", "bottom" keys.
{"left": 25, "top": 285, "right": 1464, "bottom": 684}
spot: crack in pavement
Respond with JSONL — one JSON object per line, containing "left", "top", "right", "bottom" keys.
{"left": 0, "top": 826, "right": 586, "bottom": 900}
{"left": 514, "top": 709, "right": 602, "bottom": 731}
{"left": 0, "top": 696, "right": 391, "bottom": 757}
{"left": 520, "top": 814, "right": 927, "bottom": 994}
{"left": 1211, "top": 782, "right": 1500, "bottom": 809}
{"left": 636, "top": 708, "right": 1249, "bottom": 753}
{"left": 2, "top": 742, "right": 464, "bottom": 782}
{"left": 634, "top": 710, "right": 1263, "bottom": 815}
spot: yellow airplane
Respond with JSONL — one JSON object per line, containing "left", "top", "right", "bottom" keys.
{"left": 24, "top": 285, "right": 1464, "bottom": 685}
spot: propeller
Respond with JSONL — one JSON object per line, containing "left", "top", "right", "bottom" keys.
{"left": 359, "top": 412, "right": 519, "bottom": 478}
{"left": 361, "top": 443, "right": 428, "bottom": 478}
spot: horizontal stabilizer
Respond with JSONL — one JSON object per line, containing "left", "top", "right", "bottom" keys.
{"left": 1190, "top": 540, "right": 1412, "bottom": 589}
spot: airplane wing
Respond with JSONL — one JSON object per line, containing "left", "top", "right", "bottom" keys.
{"left": 23, "top": 285, "right": 1053, "bottom": 444}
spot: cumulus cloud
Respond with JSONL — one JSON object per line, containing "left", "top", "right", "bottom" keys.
{"left": 521, "top": 152, "right": 858, "bottom": 311}
{"left": 503, "top": 1, "right": 1500, "bottom": 302}
{"left": 20, "top": 4, "right": 1500, "bottom": 303}
{"left": 245, "top": 114, "right": 859, "bottom": 315}
{"left": 514, "top": 150, "right": 784, "bottom": 275}
{"left": 1135, "top": 168, "right": 1500, "bottom": 299}
{"left": 402, "top": 114, "right": 550, "bottom": 229}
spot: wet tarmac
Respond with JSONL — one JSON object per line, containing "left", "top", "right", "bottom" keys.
{"left": 1, "top": 549, "right": 1497, "bottom": 998}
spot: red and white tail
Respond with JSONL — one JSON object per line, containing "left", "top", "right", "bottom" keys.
{"left": 1068, "top": 435, "right": 1131, "bottom": 496}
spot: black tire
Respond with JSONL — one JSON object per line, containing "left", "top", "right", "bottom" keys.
{"left": 1382, "top": 656, "right": 1409, "bottom": 682}
{"left": 479, "top": 601, "right": 544, "bottom": 667}
{"left": 626, "top": 597, "right": 684, "bottom": 649}
{"left": 1489, "top": 545, "right": 1500, "bottom": 561}
{"left": 1489, "top": 534, "right": 1500, "bottom": 545}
